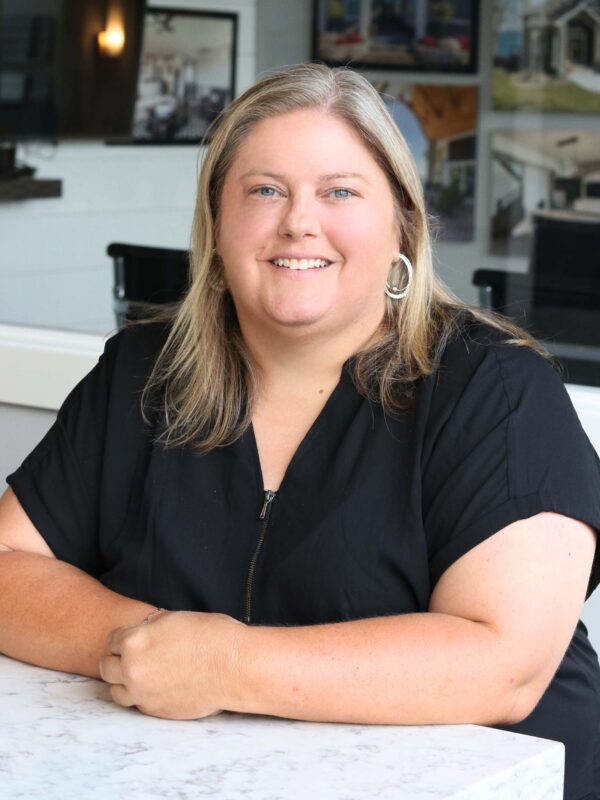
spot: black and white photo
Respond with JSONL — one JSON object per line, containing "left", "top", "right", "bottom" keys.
{"left": 132, "top": 8, "right": 237, "bottom": 143}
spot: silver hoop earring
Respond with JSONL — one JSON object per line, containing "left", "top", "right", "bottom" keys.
{"left": 385, "top": 254, "right": 413, "bottom": 300}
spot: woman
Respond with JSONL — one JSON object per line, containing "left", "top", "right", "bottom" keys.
{"left": 1, "top": 64, "right": 599, "bottom": 799}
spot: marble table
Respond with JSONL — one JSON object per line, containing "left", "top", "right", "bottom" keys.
{"left": 0, "top": 654, "right": 564, "bottom": 799}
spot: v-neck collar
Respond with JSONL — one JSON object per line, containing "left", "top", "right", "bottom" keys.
{"left": 246, "top": 363, "right": 356, "bottom": 494}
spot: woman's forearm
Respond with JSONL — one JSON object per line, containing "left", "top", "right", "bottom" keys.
{"left": 0, "top": 551, "right": 156, "bottom": 677}
{"left": 230, "top": 613, "right": 532, "bottom": 726}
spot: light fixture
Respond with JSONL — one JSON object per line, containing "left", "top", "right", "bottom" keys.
{"left": 98, "top": 24, "right": 125, "bottom": 57}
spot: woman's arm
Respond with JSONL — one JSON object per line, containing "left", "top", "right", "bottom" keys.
{"left": 0, "top": 487, "right": 156, "bottom": 678}
{"left": 226, "top": 513, "right": 597, "bottom": 726}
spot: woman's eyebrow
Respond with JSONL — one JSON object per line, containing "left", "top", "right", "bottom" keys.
{"left": 241, "top": 171, "right": 286, "bottom": 180}
{"left": 317, "top": 172, "right": 369, "bottom": 183}
{"left": 241, "top": 169, "right": 371, "bottom": 185}
{"left": 240, "top": 170, "right": 370, "bottom": 183}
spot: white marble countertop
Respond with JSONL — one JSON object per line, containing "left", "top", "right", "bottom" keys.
{"left": 0, "top": 654, "right": 564, "bottom": 799}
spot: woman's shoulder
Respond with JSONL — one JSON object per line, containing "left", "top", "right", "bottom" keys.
{"left": 440, "top": 311, "right": 558, "bottom": 379}
{"left": 427, "top": 311, "right": 564, "bottom": 415}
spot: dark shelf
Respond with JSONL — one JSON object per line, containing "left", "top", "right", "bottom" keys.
{"left": 0, "top": 176, "right": 62, "bottom": 201}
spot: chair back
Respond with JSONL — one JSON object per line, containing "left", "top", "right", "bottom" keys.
{"left": 107, "top": 242, "right": 190, "bottom": 328}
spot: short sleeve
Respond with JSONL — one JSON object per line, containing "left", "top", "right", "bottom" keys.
{"left": 422, "top": 329, "right": 600, "bottom": 600}
{"left": 5, "top": 334, "right": 121, "bottom": 575}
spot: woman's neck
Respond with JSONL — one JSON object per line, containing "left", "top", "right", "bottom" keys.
{"left": 242, "top": 322, "right": 377, "bottom": 398}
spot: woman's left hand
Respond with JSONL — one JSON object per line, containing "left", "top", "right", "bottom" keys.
{"left": 98, "top": 610, "right": 246, "bottom": 719}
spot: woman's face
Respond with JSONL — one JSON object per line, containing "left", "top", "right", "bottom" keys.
{"left": 216, "top": 108, "right": 400, "bottom": 346}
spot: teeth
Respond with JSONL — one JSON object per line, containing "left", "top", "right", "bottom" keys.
{"left": 272, "top": 258, "right": 330, "bottom": 270}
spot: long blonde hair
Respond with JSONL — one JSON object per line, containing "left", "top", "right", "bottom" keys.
{"left": 141, "top": 63, "right": 551, "bottom": 450}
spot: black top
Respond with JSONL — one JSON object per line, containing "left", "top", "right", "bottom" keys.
{"left": 7, "top": 317, "right": 600, "bottom": 800}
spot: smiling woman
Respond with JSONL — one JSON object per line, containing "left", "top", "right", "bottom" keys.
{"left": 1, "top": 64, "right": 600, "bottom": 800}
{"left": 216, "top": 109, "right": 399, "bottom": 345}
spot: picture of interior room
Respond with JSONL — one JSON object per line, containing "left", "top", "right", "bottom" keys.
{"left": 377, "top": 81, "right": 477, "bottom": 240}
{"left": 479, "top": 126, "right": 600, "bottom": 391}
{"left": 490, "top": 128, "right": 600, "bottom": 256}
{"left": 132, "top": 10, "right": 236, "bottom": 142}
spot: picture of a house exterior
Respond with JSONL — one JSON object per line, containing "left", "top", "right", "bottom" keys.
{"left": 493, "top": 0, "right": 600, "bottom": 112}
{"left": 523, "top": 0, "right": 600, "bottom": 73}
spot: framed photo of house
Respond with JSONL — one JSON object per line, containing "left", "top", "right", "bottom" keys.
{"left": 373, "top": 79, "right": 478, "bottom": 241}
{"left": 312, "top": 0, "right": 479, "bottom": 73}
{"left": 489, "top": 129, "right": 600, "bottom": 257}
{"left": 492, "top": 0, "right": 600, "bottom": 113}
{"left": 131, "top": 8, "right": 237, "bottom": 143}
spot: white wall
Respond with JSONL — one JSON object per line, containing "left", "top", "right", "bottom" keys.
{"left": 0, "top": 145, "right": 200, "bottom": 332}
{"left": 0, "top": 404, "right": 56, "bottom": 486}
{"left": 568, "top": 384, "right": 600, "bottom": 652}
{"left": 254, "top": 0, "right": 313, "bottom": 78}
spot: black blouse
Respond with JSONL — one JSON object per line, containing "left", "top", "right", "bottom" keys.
{"left": 7, "top": 317, "right": 600, "bottom": 799}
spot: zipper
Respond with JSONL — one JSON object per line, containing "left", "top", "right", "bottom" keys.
{"left": 242, "top": 490, "right": 276, "bottom": 624}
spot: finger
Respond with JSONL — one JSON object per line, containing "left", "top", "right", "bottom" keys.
{"left": 110, "top": 683, "right": 136, "bottom": 708}
{"left": 135, "top": 704, "right": 166, "bottom": 719}
{"left": 135, "top": 705, "right": 222, "bottom": 720}
{"left": 98, "top": 654, "right": 124, "bottom": 686}
{"left": 106, "top": 624, "right": 137, "bottom": 655}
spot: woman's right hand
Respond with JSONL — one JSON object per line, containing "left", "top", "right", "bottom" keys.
{"left": 99, "top": 610, "right": 247, "bottom": 720}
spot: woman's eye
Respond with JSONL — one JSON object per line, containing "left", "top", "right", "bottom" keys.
{"left": 330, "top": 188, "right": 353, "bottom": 200}
{"left": 252, "top": 186, "right": 280, "bottom": 198}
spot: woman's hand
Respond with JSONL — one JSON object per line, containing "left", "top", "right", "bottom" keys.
{"left": 98, "top": 610, "right": 246, "bottom": 719}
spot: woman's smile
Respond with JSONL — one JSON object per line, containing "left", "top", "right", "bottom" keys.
{"left": 270, "top": 257, "right": 331, "bottom": 270}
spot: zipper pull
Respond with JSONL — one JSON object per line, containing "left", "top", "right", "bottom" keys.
{"left": 258, "top": 490, "right": 276, "bottom": 520}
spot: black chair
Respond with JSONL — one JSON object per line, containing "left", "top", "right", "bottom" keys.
{"left": 473, "top": 211, "right": 600, "bottom": 386}
{"left": 107, "top": 242, "right": 190, "bottom": 329}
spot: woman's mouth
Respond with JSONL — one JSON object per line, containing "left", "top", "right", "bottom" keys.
{"left": 271, "top": 258, "right": 331, "bottom": 270}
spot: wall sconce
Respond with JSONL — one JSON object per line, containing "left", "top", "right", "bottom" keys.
{"left": 97, "top": 25, "right": 125, "bottom": 58}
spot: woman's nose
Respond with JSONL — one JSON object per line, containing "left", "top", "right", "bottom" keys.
{"left": 278, "top": 193, "right": 321, "bottom": 239}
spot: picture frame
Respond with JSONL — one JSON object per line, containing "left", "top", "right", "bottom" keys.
{"left": 488, "top": 129, "right": 600, "bottom": 257}
{"left": 312, "top": 0, "right": 479, "bottom": 74}
{"left": 492, "top": 0, "right": 600, "bottom": 113}
{"left": 131, "top": 7, "right": 237, "bottom": 143}
{"left": 373, "top": 78, "right": 478, "bottom": 241}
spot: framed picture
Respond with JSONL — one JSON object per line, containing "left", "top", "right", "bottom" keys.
{"left": 131, "top": 8, "right": 237, "bottom": 143}
{"left": 489, "top": 129, "right": 600, "bottom": 257}
{"left": 312, "top": 0, "right": 479, "bottom": 73}
{"left": 492, "top": 0, "right": 600, "bottom": 113}
{"left": 374, "top": 79, "right": 478, "bottom": 241}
